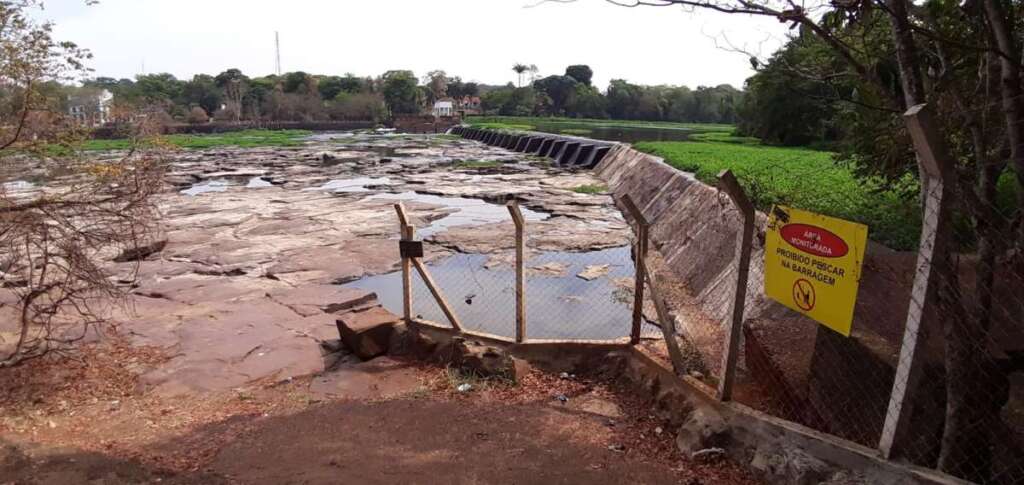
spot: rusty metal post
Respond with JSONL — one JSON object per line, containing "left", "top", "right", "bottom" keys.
{"left": 619, "top": 195, "right": 648, "bottom": 344}
{"left": 394, "top": 203, "right": 413, "bottom": 323}
{"left": 507, "top": 201, "right": 526, "bottom": 343}
{"left": 620, "top": 195, "right": 686, "bottom": 374}
{"left": 715, "top": 169, "right": 755, "bottom": 402}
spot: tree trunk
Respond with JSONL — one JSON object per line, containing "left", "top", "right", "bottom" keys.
{"left": 887, "top": 0, "right": 932, "bottom": 199}
{"left": 982, "top": 0, "right": 1024, "bottom": 261}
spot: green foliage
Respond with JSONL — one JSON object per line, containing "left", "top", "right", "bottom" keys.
{"left": 532, "top": 75, "right": 578, "bottom": 114}
{"left": 565, "top": 65, "right": 593, "bottom": 86}
{"left": 737, "top": 35, "right": 841, "bottom": 146}
{"left": 635, "top": 139, "right": 922, "bottom": 250}
{"left": 381, "top": 70, "right": 421, "bottom": 115}
{"left": 181, "top": 74, "right": 222, "bottom": 115}
{"left": 282, "top": 71, "right": 314, "bottom": 94}
{"left": 134, "top": 73, "right": 183, "bottom": 104}
{"left": 331, "top": 92, "right": 387, "bottom": 122}
{"left": 467, "top": 116, "right": 733, "bottom": 132}
{"left": 572, "top": 184, "right": 607, "bottom": 194}
{"left": 481, "top": 87, "right": 537, "bottom": 117}
{"left": 77, "top": 130, "right": 311, "bottom": 151}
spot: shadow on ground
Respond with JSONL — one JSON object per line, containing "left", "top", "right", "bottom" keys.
{"left": 3, "top": 398, "right": 685, "bottom": 485}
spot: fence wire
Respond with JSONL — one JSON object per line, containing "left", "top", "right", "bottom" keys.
{"left": 409, "top": 214, "right": 646, "bottom": 342}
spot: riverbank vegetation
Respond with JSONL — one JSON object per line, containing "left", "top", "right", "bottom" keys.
{"left": 50, "top": 129, "right": 313, "bottom": 153}
{"left": 635, "top": 137, "right": 920, "bottom": 250}
{"left": 466, "top": 116, "right": 733, "bottom": 133}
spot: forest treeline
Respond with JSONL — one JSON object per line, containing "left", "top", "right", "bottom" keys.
{"left": 36, "top": 65, "right": 745, "bottom": 126}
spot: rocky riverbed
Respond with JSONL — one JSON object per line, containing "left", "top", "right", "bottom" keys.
{"left": 52, "top": 132, "right": 635, "bottom": 395}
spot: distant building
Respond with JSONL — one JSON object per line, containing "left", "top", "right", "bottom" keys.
{"left": 432, "top": 99, "right": 455, "bottom": 118}
{"left": 68, "top": 88, "right": 113, "bottom": 126}
{"left": 455, "top": 95, "right": 481, "bottom": 116}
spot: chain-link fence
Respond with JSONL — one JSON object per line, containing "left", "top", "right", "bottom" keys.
{"left": 399, "top": 201, "right": 649, "bottom": 343}
{"left": 615, "top": 103, "right": 1024, "bottom": 484}
{"left": 411, "top": 106, "right": 1023, "bottom": 483}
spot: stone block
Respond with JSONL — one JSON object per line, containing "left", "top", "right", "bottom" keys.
{"left": 675, "top": 406, "right": 730, "bottom": 454}
{"left": 336, "top": 306, "right": 400, "bottom": 360}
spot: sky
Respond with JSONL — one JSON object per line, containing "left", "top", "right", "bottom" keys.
{"left": 38, "top": 0, "right": 789, "bottom": 90}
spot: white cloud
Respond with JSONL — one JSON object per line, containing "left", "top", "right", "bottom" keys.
{"left": 40, "top": 0, "right": 787, "bottom": 89}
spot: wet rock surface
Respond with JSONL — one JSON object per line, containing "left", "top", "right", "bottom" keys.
{"left": 94, "top": 132, "right": 630, "bottom": 394}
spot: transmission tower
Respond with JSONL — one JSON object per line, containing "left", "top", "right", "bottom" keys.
{"left": 275, "top": 32, "right": 282, "bottom": 76}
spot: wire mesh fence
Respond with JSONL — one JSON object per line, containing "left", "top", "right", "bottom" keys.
{"left": 403, "top": 202, "right": 647, "bottom": 343}
{"left": 404, "top": 102, "right": 1023, "bottom": 483}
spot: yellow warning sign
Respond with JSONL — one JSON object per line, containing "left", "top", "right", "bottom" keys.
{"left": 764, "top": 206, "right": 868, "bottom": 336}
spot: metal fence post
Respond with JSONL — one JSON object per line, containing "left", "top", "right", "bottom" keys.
{"left": 878, "top": 104, "right": 954, "bottom": 459}
{"left": 394, "top": 203, "right": 414, "bottom": 323}
{"left": 716, "top": 169, "right": 755, "bottom": 402}
{"left": 507, "top": 201, "right": 526, "bottom": 343}
{"left": 394, "top": 202, "right": 463, "bottom": 332}
{"left": 620, "top": 195, "right": 648, "bottom": 344}
{"left": 620, "top": 195, "right": 686, "bottom": 373}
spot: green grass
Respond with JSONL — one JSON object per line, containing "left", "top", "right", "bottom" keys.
{"left": 453, "top": 160, "right": 503, "bottom": 169}
{"left": 572, "top": 183, "right": 607, "bottom": 194}
{"left": 467, "top": 116, "right": 733, "bottom": 132}
{"left": 75, "top": 129, "right": 313, "bottom": 152}
{"left": 634, "top": 136, "right": 923, "bottom": 250}
{"left": 466, "top": 121, "right": 536, "bottom": 132}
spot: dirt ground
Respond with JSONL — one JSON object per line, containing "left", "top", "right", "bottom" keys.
{"left": 0, "top": 337, "right": 762, "bottom": 485}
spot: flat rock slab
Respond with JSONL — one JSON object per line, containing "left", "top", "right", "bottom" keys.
{"left": 266, "top": 285, "right": 377, "bottom": 317}
{"left": 336, "top": 306, "right": 400, "bottom": 360}
{"left": 308, "top": 357, "right": 423, "bottom": 399}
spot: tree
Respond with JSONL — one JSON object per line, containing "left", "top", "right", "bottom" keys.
{"left": 282, "top": 71, "right": 314, "bottom": 94}
{"left": 182, "top": 74, "right": 222, "bottom": 116}
{"left": 187, "top": 106, "right": 209, "bottom": 124}
{"left": 424, "top": 70, "right": 448, "bottom": 101}
{"left": 737, "top": 38, "right": 838, "bottom": 146}
{"left": 533, "top": 75, "right": 578, "bottom": 115}
{"left": 380, "top": 70, "right": 420, "bottom": 115}
{"left": 214, "top": 69, "right": 248, "bottom": 122}
{"left": 565, "top": 64, "right": 593, "bottom": 86}
{"left": 330, "top": 92, "right": 387, "bottom": 122}
{"left": 566, "top": 84, "right": 606, "bottom": 118}
{"left": 134, "top": 73, "right": 182, "bottom": 106}
{"left": 512, "top": 63, "right": 529, "bottom": 88}
{"left": 447, "top": 77, "right": 479, "bottom": 98}
{"left": 0, "top": 1, "right": 165, "bottom": 367}
{"left": 337, "top": 74, "right": 366, "bottom": 95}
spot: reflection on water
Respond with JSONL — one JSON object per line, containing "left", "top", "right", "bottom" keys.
{"left": 368, "top": 191, "right": 548, "bottom": 237}
{"left": 307, "top": 177, "right": 392, "bottom": 193}
{"left": 344, "top": 246, "right": 648, "bottom": 340}
{"left": 246, "top": 176, "right": 274, "bottom": 188}
{"left": 2, "top": 180, "right": 35, "bottom": 191}
{"left": 181, "top": 180, "right": 232, "bottom": 196}
{"left": 521, "top": 122, "right": 697, "bottom": 143}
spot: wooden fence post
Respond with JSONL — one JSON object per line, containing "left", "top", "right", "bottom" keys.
{"left": 878, "top": 104, "right": 954, "bottom": 459}
{"left": 507, "top": 201, "right": 526, "bottom": 343}
{"left": 620, "top": 195, "right": 686, "bottom": 373}
{"left": 716, "top": 169, "right": 756, "bottom": 402}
